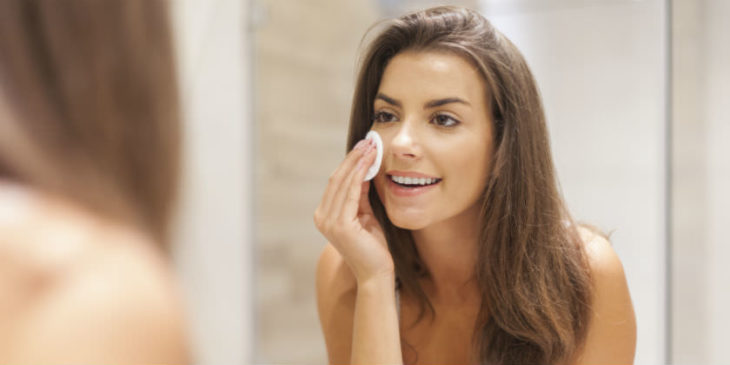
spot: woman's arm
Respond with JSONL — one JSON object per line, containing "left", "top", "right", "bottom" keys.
{"left": 317, "top": 244, "right": 356, "bottom": 364}
{"left": 317, "top": 243, "right": 402, "bottom": 365}
{"left": 572, "top": 230, "right": 637, "bottom": 364}
{"left": 351, "top": 275, "right": 401, "bottom": 364}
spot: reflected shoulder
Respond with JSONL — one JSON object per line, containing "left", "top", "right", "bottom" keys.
{"left": 576, "top": 226, "right": 624, "bottom": 278}
{"left": 573, "top": 226, "right": 636, "bottom": 364}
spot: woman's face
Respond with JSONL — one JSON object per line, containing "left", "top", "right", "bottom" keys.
{"left": 371, "top": 50, "right": 495, "bottom": 230}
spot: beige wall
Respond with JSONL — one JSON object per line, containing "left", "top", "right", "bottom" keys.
{"left": 672, "top": 0, "right": 730, "bottom": 362}
{"left": 671, "top": 0, "right": 708, "bottom": 361}
{"left": 254, "top": 1, "right": 378, "bottom": 363}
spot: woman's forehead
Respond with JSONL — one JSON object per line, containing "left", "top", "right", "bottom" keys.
{"left": 377, "top": 50, "right": 487, "bottom": 106}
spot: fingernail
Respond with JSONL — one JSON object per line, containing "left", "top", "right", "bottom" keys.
{"left": 366, "top": 141, "right": 376, "bottom": 152}
{"left": 354, "top": 140, "right": 366, "bottom": 151}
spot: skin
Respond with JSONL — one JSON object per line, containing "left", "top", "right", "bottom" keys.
{"left": 0, "top": 181, "right": 190, "bottom": 364}
{"left": 315, "top": 50, "right": 636, "bottom": 364}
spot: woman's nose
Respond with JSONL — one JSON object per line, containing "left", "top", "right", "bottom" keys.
{"left": 389, "top": 120, "right": 420, "bottom": 159}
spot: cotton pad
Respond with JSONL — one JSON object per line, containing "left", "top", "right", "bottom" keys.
{"left": 363, "top": 130, "right": 383, "bottom": 181}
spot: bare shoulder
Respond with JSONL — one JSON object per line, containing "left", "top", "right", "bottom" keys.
{"left": 577, "top": 226, "right": 624, "bottom": 276}
{"left": 0, "top": 196, "right": 189, "bottom": 363}
{"left": 316, "top": 243, "right": 357, "bottom": 364}
{"left": 573, "top": 226, "right": 637, "bottom": 364}
{"left": 10, "top": 234, "right": 188, "bottom": 363}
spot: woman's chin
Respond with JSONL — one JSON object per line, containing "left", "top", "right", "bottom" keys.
{"left": 388, "top": 212, "right": 430, "bottom": 230}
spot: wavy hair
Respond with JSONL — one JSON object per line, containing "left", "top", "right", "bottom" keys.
{"left": 346, "top": 6, "right": 593, "bottom": 364}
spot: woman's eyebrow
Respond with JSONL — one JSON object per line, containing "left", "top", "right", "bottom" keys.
{"left": 375, "top": 93, "right": 470, "bottom": 109}
{"left": 375, "top": 93, "right": 401, "bottom": 107}
{"left": 425, "top": 97, "right": 471, "bottom": 108}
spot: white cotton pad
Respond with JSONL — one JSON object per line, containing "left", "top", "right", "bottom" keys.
{"left": 363, "top": 130, "right": 383, "bottom": 181}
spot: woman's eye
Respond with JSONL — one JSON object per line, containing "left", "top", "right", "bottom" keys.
{"left": 373, "top": 111, "right": 397, "bottom": 123}
{"left": 432, "top": 113, "right": 460, "bottom": 127}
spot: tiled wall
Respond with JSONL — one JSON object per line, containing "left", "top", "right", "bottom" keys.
{"left": 253, "top": 1, "right": 379, "bottom": 363}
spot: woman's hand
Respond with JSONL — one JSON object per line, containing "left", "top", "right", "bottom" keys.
{"left": 313, "top": 137, "right": 394, "bottom": 284}
{"left": 315, "top": 137, "right": 403, "bottom": 365}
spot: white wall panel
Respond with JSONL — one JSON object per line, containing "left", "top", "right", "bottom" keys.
{"left": 172, "top": 1, "right": 253, "bottom": 364}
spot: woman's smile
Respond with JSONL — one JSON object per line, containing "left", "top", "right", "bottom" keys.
{"left": 385, "top": 172, "right": 443, "bottom": 198}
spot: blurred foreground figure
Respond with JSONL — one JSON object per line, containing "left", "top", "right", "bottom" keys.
{"left": 0, "top": 0, "right": 190, "bottom": 363}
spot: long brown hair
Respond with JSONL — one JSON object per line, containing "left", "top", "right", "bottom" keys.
{"left": 0, "top": 0, "right": 180, "bottom": 247}
{"left": 347, "top": 6, "right": 593, "bottom": 364}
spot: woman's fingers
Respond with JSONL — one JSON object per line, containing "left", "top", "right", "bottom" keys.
{"left": 330, "top": 140, "right": 376, "bottom": 223}
{"left": 316, "top": 139, "right": 371, "bottom": 224}
{"left": 313, "top": 136, "right": 392, "bottom": 283}
{"left": 341, "top": 146, "right": 377, "bottom": 220}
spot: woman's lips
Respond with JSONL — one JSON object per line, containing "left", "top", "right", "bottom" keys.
{"left": 386, "top": 176, "right": 441, "bottom": 197}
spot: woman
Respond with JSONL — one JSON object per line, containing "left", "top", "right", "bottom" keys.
{"left": 314, "top": 6, "right": 636, "bottom": 365}
{"left": 0, "top": 0, "right": 189, "bottom": 363}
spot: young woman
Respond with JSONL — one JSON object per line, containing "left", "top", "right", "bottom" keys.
{"left": 314, "top": 6, "right": 636, "bottom": 365}
{"left": 0, "top": 1, "right": 189, "bottom": 362}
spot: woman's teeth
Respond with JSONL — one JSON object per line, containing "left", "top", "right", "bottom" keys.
{"left": 390, "top": 175, "right": 441, "bottom": 186}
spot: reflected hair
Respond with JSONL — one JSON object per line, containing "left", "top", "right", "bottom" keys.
{"left": 346, "top": 6, "right": 593, "bottom": 365}
{"left": 0, "top": 0, "right": 180, "bottom": 247}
